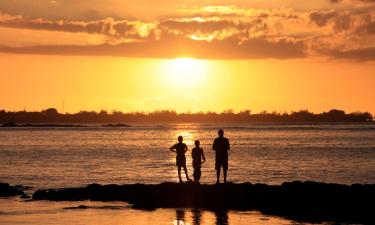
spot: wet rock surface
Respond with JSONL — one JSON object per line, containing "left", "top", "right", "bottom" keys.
{"left": 0, "top": 183, "right": 25, "bottom": 197}
{"left": 32, "top": 181, "right": 375, "bottom": 223}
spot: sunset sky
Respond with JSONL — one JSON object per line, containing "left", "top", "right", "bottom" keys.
{"left": 0, "top": 0, "right": 374, "bottom": 114}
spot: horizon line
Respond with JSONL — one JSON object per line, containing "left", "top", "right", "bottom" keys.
{"left": 1, "top": 108, "right": 373, "bottom": 116}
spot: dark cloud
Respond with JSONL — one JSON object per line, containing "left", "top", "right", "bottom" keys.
{"left": 309, "top": 10, "right": 354, "bottom": 32}
{"left": 0, "top": 14, "right": 144, "bottom": 38}
{"left": 309, "top": 11, "right": 338, "bottom": 26}
{"left": 330, "top": 0, "right": 375, "bottom": 3}
{"left": 356, "top": 20, "right": 375, "bottom": 34}
{"left": 330, "top": 47, "right": 375, "bottom": 61}
{"left": 0, "top": 36, "right": 306, "bottom": 59}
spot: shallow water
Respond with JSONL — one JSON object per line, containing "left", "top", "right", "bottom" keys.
{"left": 0, "top": 123, "right": 374, "bottom": 224}
{"left": 0, "top": 123, "right": 374, "bottom": 188}
{"left": 0, "top": 198, "right": 344, "bottom": 225}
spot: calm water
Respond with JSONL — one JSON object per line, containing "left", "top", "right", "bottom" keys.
{"left": 0, "top": 123, "right": 374, "bottom": 224}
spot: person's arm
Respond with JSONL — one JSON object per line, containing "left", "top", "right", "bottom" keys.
{"left": 212, "top": 139, "right": 216, "bottom": 151}
{"left": 227, "top": 139, "right": 230, "bottom": 150}
{"left": 201, "top": 149, "right": 206, "bottom": 164}
{"left": 184, "top": 144, "right": 188, "bottom": 153}
{"left": 170, "top": 144, "right": 176, "bottom": 152}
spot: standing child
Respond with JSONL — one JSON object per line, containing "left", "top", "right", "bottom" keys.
{"left": 170, "top": 136, "right": 191, "bottom": 183}
{"left": 192, "top": 140, "right": 206, "bottom": 184}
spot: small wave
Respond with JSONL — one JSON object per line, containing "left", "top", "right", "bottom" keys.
{"left": 63, "top": 205, "right": 127, "bottom": 210}
{"left": 211, "top": 126, "right": 375, "bottom": 131}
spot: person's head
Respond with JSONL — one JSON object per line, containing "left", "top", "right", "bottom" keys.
{"left": 195, "top": 140, "right": 200, "bottom": 147}
{"left": 218, "top": 129, "right": 224, "bottom": 137}
{"left": 178, "top": 135, "right": 183, "bottom": 143}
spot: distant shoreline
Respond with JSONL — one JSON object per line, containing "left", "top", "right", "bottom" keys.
{"left": 0, "top": 122, "right": 131, "bottom": 127}
{"left": 0, "top": 108, "right": 373, "bottom": 124}
{"left": 1, "top": 121, "right": 374, "bottom": 128}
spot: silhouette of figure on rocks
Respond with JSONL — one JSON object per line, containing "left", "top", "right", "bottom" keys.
{"left": 192, "top": 140, "right": 206, "bottom": 184}
{"left": 212, "top": 129, "right": 230, "bottom": 184}
{"left": 170, "top": 136, "right": 191, "bottom": 183}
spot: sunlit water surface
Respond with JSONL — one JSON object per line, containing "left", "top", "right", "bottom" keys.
{"left": 0, "top": 123, "right": 374, "bottom": 224}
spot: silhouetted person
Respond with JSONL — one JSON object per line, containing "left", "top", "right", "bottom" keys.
{"left": 170, "top": 136, "right": 191, "bottom": 183}
{"left": 212, "top": 129, "right": 230, "bottom": 184}
{"left": 192, "top": 140, "right": 206, "bottom": 184}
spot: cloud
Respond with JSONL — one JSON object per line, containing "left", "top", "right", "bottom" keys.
{"left": 330, "top": 47, "right": 375, "bottom": 60}
{"left": 330, "top": 0, "right": 375, "bottom": 3}
{"left": 0, "top": 36, "right": 306, "bottom": 59}
{"left": 0, "top": 26, "right": 106, "bottom": 47}
{"left": 0, "top": 4, "right": 374, "bottom": 61}
{"left": 0, "top": 12, "right": 155, "bottom": 40}
{"left": 309, "top": 10, "right": 339, "bottom": 26}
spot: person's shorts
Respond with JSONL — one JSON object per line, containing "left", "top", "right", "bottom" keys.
{"left": 193, "top": 162, "right": 201, "bottom": 170}
{"left": 215, "top": 157, "right": 228, "bottom": 170}
{"left": 176, "top": 155, "right": 186, "bottom": 167}
{"left": 193, "top": 169, "right": 201, "bottom": 180}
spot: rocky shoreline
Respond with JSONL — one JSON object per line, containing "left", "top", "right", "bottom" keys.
{"left": 32, "top": 181, "right": 375, "bottom": 223}
{"left": 1, "top": 181, "right": 374, "bottom": 223}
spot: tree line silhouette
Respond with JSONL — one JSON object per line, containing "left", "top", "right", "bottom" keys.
{"left": 0, "top": 108, "right": 373, "bottom": 124}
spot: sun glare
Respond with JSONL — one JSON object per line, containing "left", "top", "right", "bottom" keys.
{"left": 161, "top": 58, "right": 209, "bottom": 87}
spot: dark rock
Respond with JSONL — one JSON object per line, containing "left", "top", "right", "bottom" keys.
{"left": 0, "top": 183, "right": 25, "bottom": 196}
{"left": 102, "top": 124, "right": 131, "bottom": 127}
{"left": 0, "top": 122, "right": 84, "bottom": 127}
{"left": 32, "top": 181, "right": 375, "bottom": 224}
{"left": 1, "top": 121, "right": 18, "bottom": 127}
{"left": 23, "top": 124, "right": 83, "bottom": 127}
{"left": 20, "top": 194, "right": 31, "bottom": 199}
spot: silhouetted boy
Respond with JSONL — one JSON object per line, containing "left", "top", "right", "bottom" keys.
{"left": 170, "top": 136, "right": 191, "bottom": 183}
{"left": 192, "top": 140, "right": 206, "bottom": 184}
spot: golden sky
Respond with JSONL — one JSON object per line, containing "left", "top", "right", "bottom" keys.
{"left": 0, "top": 0, "right": 374, "bottom": 114}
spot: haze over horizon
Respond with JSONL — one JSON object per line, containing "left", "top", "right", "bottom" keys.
{"left": 1, "top": 0, "right": 374, "bottom": 114}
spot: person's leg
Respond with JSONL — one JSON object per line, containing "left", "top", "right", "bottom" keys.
{"left": 183, "top": 165, "right": 191, "bottom": 181}
{"left": 223, "top": 159, "right": 228, "bottom": 183}
{"left": 215, "top": 159, "right": 220, "bottom": 184}
{"left": 197, "top": 169, "right": 201, "bottom": 184}
{"left": 178, "top": 166, "right": 183, "bottom": 183}
{"left": 216, "top": 168, "right": 221, "bottom": 184}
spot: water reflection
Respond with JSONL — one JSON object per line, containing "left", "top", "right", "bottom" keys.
{"left": 0, "top": 198, "right": 341, "bottom": 225}
{"left": 191, "top": 209, "right": 202, "bottom": 225}
{"left": 174, "top": 209, "right": 229, "bottom": 225}
{"left": 215, "top": 210, "right": 229, "bottom": 225}
{"left": 175, "top": 209, "right": 186, "bottom": 225}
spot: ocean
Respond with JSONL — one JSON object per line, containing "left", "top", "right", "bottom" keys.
{"left": 0, "top": 123, "right": 374, "bottom": 224}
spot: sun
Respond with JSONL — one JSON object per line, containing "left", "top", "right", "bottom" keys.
{"left": 161, "top": 58, "right": 209, "bottom": 88}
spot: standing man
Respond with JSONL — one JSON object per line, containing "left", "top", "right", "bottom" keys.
{"left": 212, "top": 129, "right": 230, "bottom": 184}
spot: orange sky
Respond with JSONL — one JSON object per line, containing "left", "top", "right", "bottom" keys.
{"left": 0, "top": 1, "right": 374, "bottom": 114}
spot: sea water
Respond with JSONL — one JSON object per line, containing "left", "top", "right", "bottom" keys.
{"left": 0, "top": 123, "right": 374, "bottom": 224}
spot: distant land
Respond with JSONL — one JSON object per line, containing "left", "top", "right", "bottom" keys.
{"left": 0, "top": 108, "right": 373, "bottom": 124}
